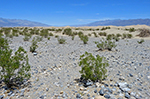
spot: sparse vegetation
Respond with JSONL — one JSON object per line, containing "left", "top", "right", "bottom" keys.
{"left": 79, "top": 51, "right": 109, "bottom": 82}
{"left": 79, "top": 35, "right": 89, "bottom": 44}
{"left": 101, "top": 27, "right": 110, "bottom": 30}
{"left": 57, "top": 37, "right": 66, "bottom": 44}
{"left": 0, "top": 35, "right": 31, "bottom": 87}
{"left": 30, "top": 37, "right": 38, "bottom": 53}
{"left": 63, "top": 28, "right": 73, "bottom": 36}
{"left": 95, "top": 38, "right": 117, "bottom": 51}
{"left": 98, "top": 32, "right": 107, "bottom": 36}
{"left": 137, "top": 39, "right": 144, "bottom": 44}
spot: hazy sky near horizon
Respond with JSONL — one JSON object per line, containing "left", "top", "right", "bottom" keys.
{"left": 0, "top": 0, "right": 150, "bottom": 26}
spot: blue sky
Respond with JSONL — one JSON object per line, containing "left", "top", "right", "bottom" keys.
{"left": 0, "top": 0, "right": 150, "bottom": 26}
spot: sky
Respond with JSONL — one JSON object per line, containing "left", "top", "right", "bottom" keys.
{"left": 0, "top": 0, "right": 150, "bottom": 26}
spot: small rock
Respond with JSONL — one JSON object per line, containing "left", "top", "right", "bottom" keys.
{"left": 76, "top": 93, "right": 81, "bottom": 98}
{"left": 104, "top": 94, "right": 110, "bottom": 98}
{"left": 130, "top": 92, "right": 136, "bottom": 96}
{"left": 8, "top": 91, "right": 13, "bottom": 96}
{"left": 99, "top": 89, "right": 105, "bottom": 96}
{"left": 125, "top": 92, "right": 130, "bottom": 99}
{"left": 60, "top": 91, "right": 63, "bottom": 94}
{"left": 94, "top": 89, "right": 97, "bottom": 93}
{"left": 86, "top": 82, "right": 93, "bottom": 87}
{"left": 39, "top": 95, "right": 44, "bottom": 99}
{"left": 0, "top": 95, "right": 4, "bottom": 99}
{"left": 33, "top": 52, "right": 37, "bottom": 56}
{"left": 80, "top": 87, "right": 84, "bottom": 91}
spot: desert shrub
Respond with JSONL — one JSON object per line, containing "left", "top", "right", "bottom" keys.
{"left": 55, "top": 35, "right": 59, "bottom": 38}
{"left": 57, "top": 37, "right": 66, "bottom": 44}
{"left": 113, "top": 36, "right": 120, "bottom": 42}
{"left": 23, "top": 35, "right": 30, "bottom": 41}
{"left": 40, "top": 29, "right": 49, "bottom": 38}
{"left": 63, "top": 28, "right": 73, "bottom": 36}
{"left": 47, "top": 37, "right": 50, "bottom": 40}
{"left": 78, "top": 31, "right": 84, "bottom": 38}
{"left": 30, "top": 38, "right": 38, "bottom": 53}
{"left": 106, "top": 34, "right": 114, "bottom": 40}
{"left": 79, "top": 35, "right": 89, "bottom": 44}
{"left": 137, "top": 39, "right": 144, "bottom": 44}
{"left": 136, "top": 29, "right": 150, "bottom": 37}
{"left": 49, "top": 33, "right": 54, "bottom": 36}
{"left": 0, "top": 36, "right": 31, "bottom": 87}
{"left": 95, "top": 38, "right": 117, "bottom": 51}
{"left": 101, "top": 27, "right": 110, "bottom": 30}
{"left": 125, "top": 28, "right": 136, "bottom": 32}
{"left": 55, "top": 28, "right": 62, "bottom": 32}
{"left": 116, "top": 33, "right": 122, "bottom": 37}
{"left": 72, "top": 35, "right": 75, "bottom": 40}
{"left": 98, "top": 32, "right": 107, "bottom": 36}
{"left": 9, "top": 34, "right": 13, "bottom": 38}
{"left": 35, "top": 36, "right": 43, "bottom": 42}
{"left": 88, "top": 33, "right": 91, "bottom": 36}
{"left": 79, "top": 52, "right": 109, "bottom": 82}
{"left": 127, "top": 34, "right": 132, "bottom": 38}
{"left": 92, "top": 32, "right": 98, "bottom": 37}
{"left": 122, "top": 33, "right": 133, "bottom": 39}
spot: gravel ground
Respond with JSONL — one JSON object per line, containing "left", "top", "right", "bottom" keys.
{"left": 0, "top": 35, "right": 150, "bottom": 99}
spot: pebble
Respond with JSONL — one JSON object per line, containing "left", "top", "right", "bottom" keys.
{"left": 99, "top": 89, "right": 105, "bottom": 96}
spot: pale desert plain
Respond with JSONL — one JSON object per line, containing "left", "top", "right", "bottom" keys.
{"left": 0, "top": 25, "right": 150, "bottom": 99}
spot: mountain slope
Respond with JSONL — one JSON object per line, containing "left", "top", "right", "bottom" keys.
{"left": 84, "top": 19, "right": 150, "bottom": 26}
{"left": 0, "top": 18, "right": 50, "bottom": 27}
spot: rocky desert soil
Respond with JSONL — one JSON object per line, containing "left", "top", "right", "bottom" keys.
{"left": 0, "top": 26, "right": 150, "bottom": 99}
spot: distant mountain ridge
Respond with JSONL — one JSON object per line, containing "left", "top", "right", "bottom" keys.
{"left": 0, "top": 18, "right": 50, "bottom": 27}
{"left": 83, "top": 19, "right": 150, "bottom": 26}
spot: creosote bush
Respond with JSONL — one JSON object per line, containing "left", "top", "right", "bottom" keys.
{"left": 0, "top": 36, "right": 31, "bottom": 87}
{"left": 30, "top": 37, "right": 38, "bottom": 53}
{"left": 79, "top": 35, "right": 89, "bottom": 44}
{"left": 57, "top": 37, "right": 66, "bottom": 44}
{"left": 137, "top": 39, "right": 144, "bottom": 44}
{"left": 62, "top": 28, "right": 73, "bottom": 36}
{"left": 79, "top": 52, "right": 109, "bottom": 82}
{"left": 95, "top": 38, "right": 117, "bottom": 51}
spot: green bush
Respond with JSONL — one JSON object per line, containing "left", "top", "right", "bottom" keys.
{"left": 0, "top": 36, "right": 31, "bottom": 87}
{"left": 49, "top": 33, "right": 54, "bottom": 36}
{"left": 92, "top": 32, "right": 98, "bottom": 37}
{"left": 72, "top": 35, "right": 75, "bottom": 40}
{"left": 30, "top": 38, "right": 38, "bottom": 53}
{"left": 63, "top": 28, "right": 73, "bottom": 36}
{"left": 88, "top": 33, "right": 91, "bottom": 36}
{"left": 79, "top": 52, "right": 109, "bottom": 82}
{"left": 47, "top": 37, "right": 50, "bottom": 40}
{"left": 98, "top": 32, "right": 107, "bottom": 36}
{"left": 55, "top": 35, "right": 59, "bottom": 38}
{"left": 122, "top": 33, "right": 133, "bottom": 39}
{"left": 125, "top": 28, "right": 136, "bottom": 32}
{"left": 79, "top": 35, "right": 89, "bottom": 44}
{"left": 137, "top": 39, "right": 144, "bottom": 44}
{"left": 95, "top": 38, "right": 117, "bottom": 51}
{"left": 23, "top": 35, "right": 30, "bottom": 41}
{"left": 57, "top": 37, "right": 66, "bottom": 44}
{"left": 116, "top": 33, "right": 122, "bottom": 37}
{"left": 101, "top": 27, "right": 110, "bottom": 30}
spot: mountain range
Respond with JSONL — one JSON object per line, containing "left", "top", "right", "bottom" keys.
{"left": 84, "top": 19, "right": 150, "bottom": 26}
{"left": 0, "top": 18, "right": 150, "bottom": 27}
{"left": 0, "top": 18, "right": 49, "bottom": 27}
